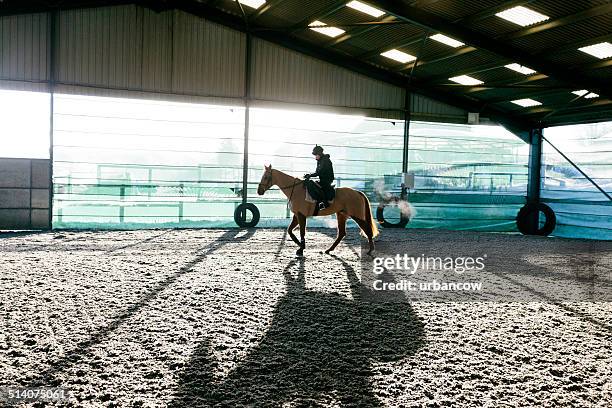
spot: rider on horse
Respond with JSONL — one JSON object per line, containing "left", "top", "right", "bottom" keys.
{"left": 304, "top": 145, "right": 335, "bottom": 210}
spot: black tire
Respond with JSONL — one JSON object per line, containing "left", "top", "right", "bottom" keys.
{"left": 376, "top": 198, "right": 410, "bottom": 228}
{"left": 234, "top": 203, "right": 260, "bottom": 228}
{"left": 516, "top": 202, "right": 556, "bottom": 236}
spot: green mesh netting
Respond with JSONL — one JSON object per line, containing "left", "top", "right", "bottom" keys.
{"left": 51, "top": 94, "right": 530, "bottom": 231}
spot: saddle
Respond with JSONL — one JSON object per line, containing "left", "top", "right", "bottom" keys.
{"left": 305, "top": 180, "right": 335, "bottom": 216}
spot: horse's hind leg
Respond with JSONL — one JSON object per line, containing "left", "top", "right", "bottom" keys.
{"left": 351, "top": 216, "right": 375, "bottom": 255}
{"left": 296, "top": 213, "right": 307, "bottom": 256}
{"left": 325, "top": 212, "right": 347, "bottom": 254}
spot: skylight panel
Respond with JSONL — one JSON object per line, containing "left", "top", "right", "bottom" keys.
{"left": 309, "top": 21, "right": 346, "bottom": 38}
{"left": 346, "top": 1, "right": 385, "bottom": 18}
{"left": 572, "top": 90, "right": 599, "bottom": 99}
{"left": 449, "top": 75, "right": 483, "bottom": 86}
{"left": 237, "top": 0, "right": 266, "bottom": 9}
{"left": 504, "top": 63, "right": 536, "bottom": 75}
{"left": 380, "top": 49, "right": 416, "bottom": 63}
{"left": 578, "top": 42, "right": 612, "bottom": 59}
{"left": 496, "top": 6, "right": 549, "bottom": 27}
{"left": 429, "top": 34, "right": 464, "bottom": 48}
{"left": 511, "top": 98, "right": 542, "bottom": 107}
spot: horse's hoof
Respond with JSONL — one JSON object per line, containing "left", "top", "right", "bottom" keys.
{"left": 324, "top": 249, "right": 332, "bottom": 254}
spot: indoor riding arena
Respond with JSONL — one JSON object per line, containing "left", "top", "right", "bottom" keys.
{"left": 1, "top": 1, "right": 611, "bottom": 407}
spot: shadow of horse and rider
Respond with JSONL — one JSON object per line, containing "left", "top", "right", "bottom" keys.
{"left": 171, "top": 256, "right": 425, "bottom": 407}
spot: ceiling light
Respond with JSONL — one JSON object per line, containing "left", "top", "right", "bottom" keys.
{"left": 237, "top": 0, "right": 266, "bottom": 9}
{"left": 511, "top": 98, "right": 542, "bottom": 107}
{"left": 572, "top": 90, "right": 599, "bottom": 99}
{"left": 346, "top": 1, "right": 385, "bottom": 18}
{"left": 429, "top": 33, "right": 464, "bottom": 48}
{"left": 496, "top": 6, "right": 549, "bottom": 27}
{"left": 309, "top": 21, "right": 346, "bottom": 38}
{"left": 578, "top": 42, "right": 612, "bottom": 59}
{"left": 504, "top": 63, "right": 536, "bottom": 75}
{"left": 380, "top": 49, "right": 416, "bottom": 63}
{"left": 449, "top": 75, "right": 483, "bottom": 86}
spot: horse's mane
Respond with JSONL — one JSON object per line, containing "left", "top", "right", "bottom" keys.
{"left": 272, "top": 168, "right": 303, "bottom": 185}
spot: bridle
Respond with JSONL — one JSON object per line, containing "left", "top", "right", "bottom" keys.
{"left": 258, "top": 170, "right": 304, "bottom": 192}
{"left": 258, "top": 170, "right": 273, "bottom": 192}
{"left": 258, "top": 170, "right": 304, "bottom": 210}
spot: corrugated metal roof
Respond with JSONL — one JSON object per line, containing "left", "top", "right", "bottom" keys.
{"left": 265, "top": 0, "right": 335, "bottom": 26}
{"left": 413, "top": 49, "right": 501, "bottom": 79}
{"left": 420, "top": 0, "right": 504, "bottom": 21}
{"left": 345, "top": 23, "right": 425, "bottom": 51}
{"left": 509, "top": 14, "right": 612, "bottom": 54}
{"left": 324, "top": 6, "right": 376, "bottom": 26}
{"left": 527, "top": 0, "right": 610, "bottom": 19}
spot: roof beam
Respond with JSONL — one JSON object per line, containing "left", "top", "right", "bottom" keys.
{"left": 324, "top": 15, "right": 397, "bottom": 48}
{"left": 539, "top": 106, "right": 612, "bottom": 126}
{"left": 248, "top": 0, "right": 285, "bottom": 23}
{"left": 288, "top": 0, "right": 347, "bottom": 31}
{"left": 369, "top": 0, "right": 611, "bottom": 99}
{"left": 521, "top": 99, "right": 612, "bottom": 116}
{"left": 418, "top": 61, "right": 509, "bottom": 84}
{"left": 478, "top": 88, "right": 576, "bottom": 104}
{"left": 498, "top": 3, "right": 612, "bottom": 41}
{"left": 356, "top": 32, "right": 425, "bottom": 59}
{"left": 546, "top": 33, "right": 612, "bottom": 55}
{"left": 459, "top": 0, "right": 536, "bottom": 25}
{"left": 395, "top": 46, "right": 479, "bottom": 72}
{"left": 463, "top": 74, "right": 550, "bottom": 93}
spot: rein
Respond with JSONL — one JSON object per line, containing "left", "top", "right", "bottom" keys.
{"left": 258, "top": 172, "right": 303, "bottom": 212}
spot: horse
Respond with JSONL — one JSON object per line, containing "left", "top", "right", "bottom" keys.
{"left": 257, "top": 165, "right": 378, "bottom": 256}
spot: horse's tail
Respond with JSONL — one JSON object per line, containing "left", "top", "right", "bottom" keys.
{"left": 358, "top": 191, "right": 379, "bottom": 238}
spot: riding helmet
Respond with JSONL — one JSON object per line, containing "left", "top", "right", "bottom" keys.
{"left": 312, "top": 145, "right": 324, "bottom": 155}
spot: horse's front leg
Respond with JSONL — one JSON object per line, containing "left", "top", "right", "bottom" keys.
{"left": 296, "top": 213, "right": 307, "bottom": 256}
{"left": 287, "top": 214, "right": 301, "bottom": 248}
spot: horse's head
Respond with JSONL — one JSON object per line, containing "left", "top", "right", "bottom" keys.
{"left": 257, "top": 165, "right": 273, "bottom": 195}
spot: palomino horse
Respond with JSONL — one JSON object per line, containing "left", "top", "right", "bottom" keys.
{"left": 257, "top": 165, "right": 378, "bottom": 256}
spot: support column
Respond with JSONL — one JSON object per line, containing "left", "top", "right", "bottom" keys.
{"left": 402, "top": 88, "right": 411, "bottom": 174}
{"left": 48, "top": 11, "right": 57, "bottom": 230}
{"left": 527, "top": 128, "right": 542, "bottom": 204}
{"left": 525, "top": 128, "right": 543, "bottom": 231}
{"left": 241, "top": 33, "right": 252, "bottom": 205}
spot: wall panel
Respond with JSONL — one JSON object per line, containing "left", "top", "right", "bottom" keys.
{"left": 411, "top": 93, "right": 467, "bottom": 123}
{"left": 171, "top": 11, "right": 245, "bottom": 98}
{"left": 251, "top": 38, "right": 405, "bottom": 115}
{"left": 0, "top": 13, "right": 48, "bottom": 82}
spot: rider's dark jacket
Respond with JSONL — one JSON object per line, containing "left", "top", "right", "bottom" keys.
{"left": 307, "top": 154, "right": 334, "bottom": 187}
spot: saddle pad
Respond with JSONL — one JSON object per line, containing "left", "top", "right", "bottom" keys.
{"left": 304, "top": 185, "right": 316, "bottom": 203}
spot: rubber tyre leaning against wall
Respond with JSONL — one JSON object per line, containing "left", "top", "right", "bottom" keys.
{"left": 376, "top": 197, "right": 410, "bottom": 228}
{"left": 234, "top": 203, "right": 260, "bottom": 228}
{"left": 516, "top": 202, "right": 556, "bottom": 236}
